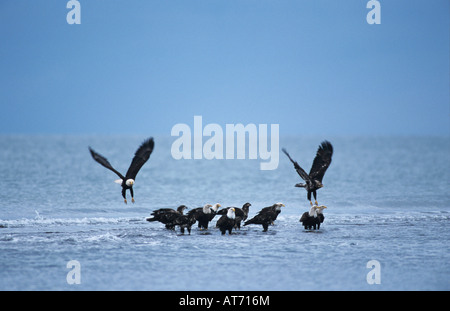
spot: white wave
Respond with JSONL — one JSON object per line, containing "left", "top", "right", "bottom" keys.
{"left": 0, "top": 216, "right": 145, "bottom": 228}
{"left": 85, "top": 232, "right": 122, "bottom": 243}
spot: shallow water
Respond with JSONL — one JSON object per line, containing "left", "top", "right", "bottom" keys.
{"left": 0, "top": 135, "right": 449, "bottom": 290}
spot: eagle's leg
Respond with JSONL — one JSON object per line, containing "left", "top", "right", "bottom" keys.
{"left": 130, "top": 187, "right": 135, "bottom": 203}
{"left": 313, "top": 190, "right": 318, "bottom": 206}
{"left": 122, "top": 187, "right": 127, "bottom": 204}
{"left": 308, "top": 191, "right": 313, "bottom": 206}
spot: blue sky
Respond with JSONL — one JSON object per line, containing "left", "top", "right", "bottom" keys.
{"left": 0, "top": 0, "right": 448, "bottom": 136}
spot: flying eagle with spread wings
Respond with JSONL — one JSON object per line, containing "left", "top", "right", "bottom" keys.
{"left": 282, "top": 141, "right": 333, "bottom": 206}
{"left": 89, "top": 138, "right": 154, "bottom": 204}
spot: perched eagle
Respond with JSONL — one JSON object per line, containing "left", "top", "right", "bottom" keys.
{"left": 316, "top": 205, "right": 326, "bottom": 229}
{"left": 244, "top": 203, "right": 284, "bottom": 232}
{"left": 216, "top": 208, "right": 236, "bottom": 235}
{"left": 172, "top": 213, "right": 197, "bottom": 235}
{"left": 89, "top": 138, "right": 154, "bottom": 204}
{"left": 187, "top": 203, "right": 221, "bottom": 230}
{"left": 217, "top": 202, "right": 251, "bottom": 230}
{"left": 282, "top": 141, "right": 333, "bottom": 206}
{"left": 146, "top": 205, "right": 188, "bottom": 230}
{"left": 300, "top": 205, "right": 327, "bottom": 230}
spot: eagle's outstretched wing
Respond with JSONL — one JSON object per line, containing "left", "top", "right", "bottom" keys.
{"left": 282, "top": 148, "right": 310, "bottom": 181}
{"left": 89, "top": 147, "right": 125, "bottom": 180}
{"left": 309, "top": 141, "right": 333, "bottom": 182}
{"left": 125, "top": 137, "right": 154, "bottom": 180}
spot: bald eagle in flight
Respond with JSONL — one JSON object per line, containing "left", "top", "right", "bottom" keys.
{"left": 217, "top": 202, "right": 251, "bottom": 230}
{"left": 89, "top": 137, "right": 154, "bottom": 204}
{"left": 300, "top": 205, "right": 327, "bottom": 230}
{"left": 282, "top": 141, "right": 333, "bottom": 206}
{"left": 146, "top": 205, "right": 188, "bottom": 230}
{"left": 244, "top": 203, "right": 284, "bottom": 232}
{"left": 216, "top": 208, "right": 236, "bottom": 235}
{"left": 187, "top": 203, "right": 221, "bottom": 230}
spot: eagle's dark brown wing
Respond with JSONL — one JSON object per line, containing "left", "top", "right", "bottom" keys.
{"left": 282, "top": 148, "right": 310, "bottom": 181}
{"left": 89, "top": 147, "right": 125, "bottom": 180}
{"left": 309, "top": 141, "right": 333, "bottom": 182}
{"left": 125, "top": 137, "right": 154, "bottom": 180}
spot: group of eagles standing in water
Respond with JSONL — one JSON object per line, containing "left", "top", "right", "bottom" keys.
{"left": 89, "top": 138, "right": 333, "bottom": 235}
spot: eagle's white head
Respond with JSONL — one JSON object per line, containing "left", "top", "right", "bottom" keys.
{"left": 227, "top": 207, "right": 236, "bottom": 219}
{"left": 202, "top": 204, "right": 213, "bottom": 214}
{"left": 274, "top": 202, "right": 285, "bottom": 210}
{"left": 114, "top": 179, "right": 135, "bottom": 187}
{"left": 309, "top": 205, "right": 319, "bottom": 217}
{"left": 316, "top": 205, "right": 327, "bottom": 214}
{"left": 211, "top": 203, "right": 221, "bottom": 212}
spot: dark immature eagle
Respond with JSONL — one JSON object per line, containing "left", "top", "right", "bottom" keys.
{"left": 89, "top": 138, "right": 154, "bottom": 204}
{"left": 146, "top": 205, "right": 188, "bottom": 230}
{"left": 146, "top": 205, "right": 196, "bottom": 234}
{"left": 172, "top": 213, "right": 197, "bottom": 235}
{"left": 244, "top": 203, "right": 284, "bottom": 232}
{"left": 282, "top": 141, "right": 333, "bottom": 206}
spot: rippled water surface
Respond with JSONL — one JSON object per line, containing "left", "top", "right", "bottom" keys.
{"left": 0, "top": 135, "right": 449, "bottom": 290}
